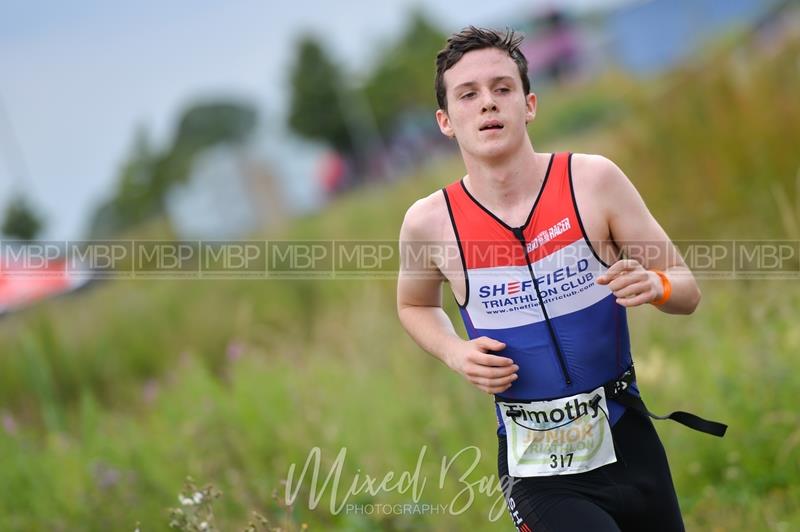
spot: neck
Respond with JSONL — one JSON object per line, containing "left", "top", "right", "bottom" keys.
{"left": 461, "top": 141, "right": 545, "bottom": 214}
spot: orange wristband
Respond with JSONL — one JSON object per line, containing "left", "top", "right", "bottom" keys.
{"left": 650, "top": 270, "right": 672, "bottom": 306}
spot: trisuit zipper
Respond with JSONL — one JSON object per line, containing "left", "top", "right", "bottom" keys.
{"left": 511, "top": 226, "right": 572, "bottom": 386}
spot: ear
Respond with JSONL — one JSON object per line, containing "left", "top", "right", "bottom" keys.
{"left": 436, "top": 109, "right": 455, "bottom": 139}
{"left": 524, "top": 92, "right": 537, "bottom": 124}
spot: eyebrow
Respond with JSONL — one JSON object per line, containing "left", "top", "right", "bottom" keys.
{"left": 452, "top": 76, "right": 515, "bottom": 93}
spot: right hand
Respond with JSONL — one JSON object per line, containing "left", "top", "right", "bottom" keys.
{"left": 447, "top": 336, "right": 518, "bottom": 394}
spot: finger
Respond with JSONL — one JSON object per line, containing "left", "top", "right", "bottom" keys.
{"left": 471, "top": 352, "right": 516, "bottom": 367}
{"left": 607, "top": 273, "right": 641, "bottom": 293}
{"left": 474, "top": 336, "right": 506, "bottom": 352}
{"left": 607, "top": 271, "right": 648, "bottom": 292}
{"left": 473, "top": 377, "right": 495, "bottom": 393}
{"left": 607, "top": 275, "right": 633, "bottom": 293}
{"left": 479, "top": 377, "right": 518, "bottom": 394}
{"left": 488, "top": 375, "right": 518, "bottom": 393}
{"left": 473, "top": 370, "right": 519, "bottom": 386}
{"left": 614, "top": 280, "right": 651, "bottom": 299}
{"left": 603, "top": 259, "right": 638, "bottom": 277}
{"left": 490, "top": 373, "right": 519, "bottom": 386}
{"left": 468, "top": 363, "right": 519, "bottom": 379}
{"left": 616, "top": 292, "right": 654, "bottom": 307}
{"left": 597, "top": 260, "right": 637, "bottom": 284}
{"left": 465, "top": 361, "right": 518, "bottom": 378}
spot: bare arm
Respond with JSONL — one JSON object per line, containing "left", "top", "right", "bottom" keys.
{"left": 589, "top": 156, "right": 701, "bottom": 314}
{"left": 396, "top": 196, "right": 518, "bottom": 393}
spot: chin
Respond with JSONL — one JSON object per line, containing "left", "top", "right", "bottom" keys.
{"left": 471, "top": 142, "right": 514, "bottom": 161}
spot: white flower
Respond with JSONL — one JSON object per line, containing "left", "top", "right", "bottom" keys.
{"left": 193, "top": 491, "right": 204, "bottom": 504}
{"left": 179, "top": 495, "right": 194, "bottom": 506}
{"left": 199, "top": 522, "right": 209, "bottom": 531}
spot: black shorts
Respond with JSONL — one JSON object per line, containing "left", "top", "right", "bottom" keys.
{"left": 498, "top": 409, "right": 685, "bottom": 532}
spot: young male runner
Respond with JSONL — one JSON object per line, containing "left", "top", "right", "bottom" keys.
{"left": 396, "top": 27, "right": 725, "bottom": 531}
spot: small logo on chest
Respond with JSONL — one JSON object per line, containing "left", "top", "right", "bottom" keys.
{"left": 526, "top": 217, "right": 572, "bottom": 253}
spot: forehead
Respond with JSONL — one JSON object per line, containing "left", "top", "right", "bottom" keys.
{"left": 444, "top": 47, "right": 520, "bottom": 91}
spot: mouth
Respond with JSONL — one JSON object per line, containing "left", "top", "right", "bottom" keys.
{"left": 479, "top": 121, "right": 504, "bottom": 132}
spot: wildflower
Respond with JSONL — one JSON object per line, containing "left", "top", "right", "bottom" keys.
{"left": 226, "top": 341, "right": 245, "bottom": 362}
{"left": 141, "top": 379, "right": 159, "bottom": 404}
{"left": 1, "top": 411, "right": 18, "bottom": 436}
{"left": 179, "top": 495, "right": 194, "bottom": 506}
{"left": 92, "top": 461, "right": 122, "bottom": 490}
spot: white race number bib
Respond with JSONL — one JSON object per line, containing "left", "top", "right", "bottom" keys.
{"left": 498, "top": 387, "right": 617, "bottom": 477}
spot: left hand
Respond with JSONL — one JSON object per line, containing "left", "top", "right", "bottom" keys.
{"left": 596, "top": 259, "right": 662, "bottom": 307}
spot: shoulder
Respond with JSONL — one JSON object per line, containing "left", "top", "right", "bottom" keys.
{"left": 399, "top": 188, "right": 450, "bottom": 242}
{"left": 569, "top": 153, "right": 629, "bottom": 190}
{"left": 571, "top": 152, "right": 653, "bottom": 228}
{"left": 569, "top": 152, "right": 642, "bottom": 207}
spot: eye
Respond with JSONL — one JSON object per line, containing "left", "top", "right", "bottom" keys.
{"left": 496, "top": 87, "right": 511, "bottom": 94}
{"left": 460, "top": 91, "right": 476, "bottom": 100}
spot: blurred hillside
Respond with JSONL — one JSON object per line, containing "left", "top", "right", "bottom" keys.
{"left": 78, "top": 1, "right": 791, "bottom": 242}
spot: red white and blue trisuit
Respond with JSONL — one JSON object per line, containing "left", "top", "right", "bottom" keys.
{"left": 442, "top": 152, "right": 639, "bottom": 435}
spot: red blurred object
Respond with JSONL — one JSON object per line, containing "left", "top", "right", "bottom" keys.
{"left": 319, "top": 151, "right": 347, "bottom": 195}
{"left": 0, "top": 257, "right": 87, "bottom": 315}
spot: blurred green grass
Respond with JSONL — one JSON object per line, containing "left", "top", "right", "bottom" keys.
{"left": 0, "top": 35, "right": 798, "bottom": 531}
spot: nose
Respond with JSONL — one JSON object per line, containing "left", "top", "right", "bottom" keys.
{"left": 480, "top": 90, "right": 498, "bottom": 113}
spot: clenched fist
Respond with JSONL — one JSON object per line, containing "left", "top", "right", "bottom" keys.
{"left": 596, "top": 259, "right": 663, "bottom": 308}
{"left": 446, "top": 336, "right": 518, "bottom": 394}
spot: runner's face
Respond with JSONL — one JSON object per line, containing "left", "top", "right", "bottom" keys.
{"left": 436, "top": 48, "right": 535, "bottom": 161}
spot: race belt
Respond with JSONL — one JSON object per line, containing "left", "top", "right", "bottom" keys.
{"left": 500, "top": 365, "right": 728, "bottom": 438}
{"left": 602, "top": 365, "right": 727, "bottom": 437}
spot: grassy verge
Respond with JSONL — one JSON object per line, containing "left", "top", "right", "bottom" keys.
{"left": 0, "top": 31, "right": 798, "bottom": 532}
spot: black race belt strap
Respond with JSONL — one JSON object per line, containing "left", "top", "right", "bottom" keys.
{"left": 604, "top": 366, "right": 727, "bottom": 438}
{"left": 497, "top": 366, "right": 728, "bottom": 438}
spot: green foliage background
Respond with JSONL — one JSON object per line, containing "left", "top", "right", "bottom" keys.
{"left": 0, "top": 31, "right": 798, "bottom": 532}
{"left": 1, "top": 195, "right": 44, "bottom": 240}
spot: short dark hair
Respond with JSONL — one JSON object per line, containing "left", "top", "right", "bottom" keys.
{"left": 435, "top": 26, "right": 530, "bottom": 111}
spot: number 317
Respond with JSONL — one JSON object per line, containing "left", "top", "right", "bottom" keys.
{"left": 550, "top": 453, "right": 574, "bottom": 468}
